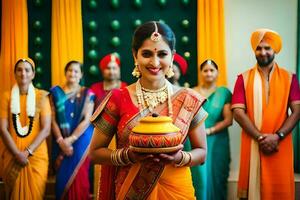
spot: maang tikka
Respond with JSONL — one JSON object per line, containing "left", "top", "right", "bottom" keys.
{"left": 150, "top": 22, "right": 162, "bottom": 42}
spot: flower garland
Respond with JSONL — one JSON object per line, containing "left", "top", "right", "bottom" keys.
{"left": 10, "top": 83, "right": 36, "bottom": 137}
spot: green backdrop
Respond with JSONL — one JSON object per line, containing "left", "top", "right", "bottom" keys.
{"left": 26, "top": 0, "right": 198, "bottom": 90}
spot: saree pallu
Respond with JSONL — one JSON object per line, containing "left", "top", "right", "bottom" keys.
{"left": 50, "top": 86, "right": 94, "bottom": 200}
{"left": 0, "top": 89, "right": 50, "bottom": 200}
{"left": 237, "top": 64, "right": 294, "bottom": 200}
{"left": 91, "top": 88, "right": 207, "bottom": 200}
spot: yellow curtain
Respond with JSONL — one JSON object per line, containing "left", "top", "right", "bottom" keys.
{"left": 0, "top": 0, "right": 28, "bottom": 94}
{"left": 197, "top": 0, "right": 227, "bottom": 86}
{"left": 51, "top": 0, "right": 83, "bottom": 86}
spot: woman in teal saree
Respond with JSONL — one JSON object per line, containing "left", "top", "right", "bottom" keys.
{"left": 191, "top": 59, "right": 233, "bottom": 200}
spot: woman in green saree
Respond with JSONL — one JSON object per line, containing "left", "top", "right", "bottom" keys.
{"left": 191, "top": 59, "right": 233, "bottom": 200}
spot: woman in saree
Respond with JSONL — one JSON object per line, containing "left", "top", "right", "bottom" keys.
{"left": 0, "top": 58, "right": 51, "bottom": 199}
{"left": 49, "top": 61, "right": 94, "bottom": 199}
{"left": 89, "top": 21, "right": 208, "bottom": 200}
{"left": 192, "top": 59, "right": 233, "bottom": 200}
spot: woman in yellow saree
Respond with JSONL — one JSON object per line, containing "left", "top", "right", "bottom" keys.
{"left": 89, "top": 21, "right": 207, "bottom": 200}
{"left": 0, "top": 58, "right": 51, "bottom": 199}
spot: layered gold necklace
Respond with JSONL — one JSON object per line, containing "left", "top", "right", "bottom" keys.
{"left": 136, "top": 79, "right": 173, "bottom": 116}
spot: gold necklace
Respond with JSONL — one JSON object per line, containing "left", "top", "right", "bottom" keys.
{"left": 136, "top": 79, "right": 173, "bottom": 116}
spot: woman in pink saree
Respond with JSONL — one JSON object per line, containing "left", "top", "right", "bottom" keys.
{"left": 89, "top": 21, "right": 208, "bottom": 200}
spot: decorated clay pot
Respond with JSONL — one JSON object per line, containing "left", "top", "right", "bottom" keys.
{"left": 129, "top": 114, "right": 182, "bottom": 153}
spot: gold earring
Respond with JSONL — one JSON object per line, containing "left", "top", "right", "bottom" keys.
{"left": 166, "top": 66, "right": 174, "bottom": 78}
{"left": 132, "top": 63, "right": 141, "bottom": 78}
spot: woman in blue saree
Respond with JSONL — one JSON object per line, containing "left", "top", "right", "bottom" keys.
{"left": 50, "top": 61, "right": 94, "bottom": 200}
{"left": 190, "top": 59, "right": 233, "bottom": 200}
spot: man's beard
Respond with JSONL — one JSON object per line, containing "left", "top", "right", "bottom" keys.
{"left": 104, "top": 75, "right": 119, "bottom": 82}
{"left": 256, "top": 54, "right": 275, "bottom": 67}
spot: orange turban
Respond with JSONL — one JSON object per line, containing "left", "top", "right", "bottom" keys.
{"left": 250, "top": 28, "right": 282, "bottom": 53}
{"left": 99, "top": 53, "right": 120, "bottom": 71}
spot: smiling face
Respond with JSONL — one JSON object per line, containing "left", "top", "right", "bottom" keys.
{"left": 65, "top": 62, "right": 83, "bottom": 85}
{"left": 255, "top": 39, "right": 275, "bottom": 67}
{"left": 14, "top": 61, "right": 35, "bottom": 87}
{"left": 133, "top": 38, "right": 173, "bottom": 86}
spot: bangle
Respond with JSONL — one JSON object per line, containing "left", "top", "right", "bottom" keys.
{"left": 174, "top": 151, "right": 192, "bottom": 167}
{"left": 70, "top": 135, "right": 78, "bottom": 143}
{"left": 206, "top": 128, "right": 211, "bottom": 135}
{"left": 56, "top": 136, "right": 63, "bottom": 144}
{"left": 210, "top": 127, "right": 216, "bottom": 134}
{"left": 26, "top": 147, "right": 34, "bottom": 156}
{"left": 111, "top": 148, "right": 133, "bottom": 166}
{"left": 123, "top": 148, "right": 134, "bottom": 164}
{"left": 206, "top": 127, "right": 216, "bottom": 135}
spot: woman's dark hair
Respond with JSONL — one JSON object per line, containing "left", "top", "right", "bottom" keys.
{"left": 64, "top": 60, "right": 83, "bottom": 73}
{"left": 200, "top": 59, "right": 218, "bottom": 70}
{"left": 14, "top": 59, "right": 35, "bottom": 73}
{"left": 132, "top": 21, "right": 176, "bottom": 54}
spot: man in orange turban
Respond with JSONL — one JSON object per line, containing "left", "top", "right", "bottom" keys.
{"left": 89, "top": 53, "right": 127, "bottom": 198}
{"left": 232, "top": 28, "right": 300, "bottom": 200}
{"left": 90, "top": 53, "right": 127, "bottom": 108}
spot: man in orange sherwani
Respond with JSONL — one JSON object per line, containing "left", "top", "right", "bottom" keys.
{"left": 231, "top": 29, "right": 300, "bottom": 200}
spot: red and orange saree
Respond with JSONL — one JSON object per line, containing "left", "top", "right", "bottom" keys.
{"left": 91, "top": 87, "right": 207, "bottom": 200}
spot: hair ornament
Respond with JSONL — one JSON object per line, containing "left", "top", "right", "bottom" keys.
{"left": 150, "top": 22, "right": 162, "bottom": 42}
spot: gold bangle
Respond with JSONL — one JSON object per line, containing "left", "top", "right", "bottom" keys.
{"left": 123, "top": 148, "right": 134, "bottom": 165}
{"left": 175, "top": 151, "right": 191, "bottom": 167}
{"left": 111, "top": 149, "right": 131, "bottom": 166}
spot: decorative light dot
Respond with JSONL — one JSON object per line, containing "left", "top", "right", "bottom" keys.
{"left": 34, "top": 52, "right": 43, "bottom": 61}
{"left": 181, "top": 0, "right": 190, "bottom": 6}
{"left": 34, "top": 36, "right": 43, "bottom": 46}
{"left": 157, "top": 0, "right": 167, "bottom": 7}
{"left": 88, "top": 20, "right": 98, "bottom": 31}
{"left": 184, "top": 51, "right": 190, "bottom": 60}
{"left": 110, "top": 0, "right": 119, "bottom": 9}
{"left": 111, "top": 36, "right": 121, "bottom": 47}
{"left": 88, "top": 49, "right": 98, "bottom": 60}
{"left": 89, "top": 65, "right": 99, "bottom": 75}
{"left": 33, "top": 20, "right": 42, "bottom": 30}
{"left": 133, "top": 0, "right": 142, "bottom": 8}
{"left": 35, "top": 82, "right": 42, "bottom": 88}
{"left": 133, "top": 19, "right": 142, "bottom": 28}
{"left": 181, "top": 19, "right": 189, "bottom": 29}
{"left": 111, "top": 20, "right": 120, "bottom": 31}
{"left": 36, "top": 67, "right": 43, "bottom": 74}
{"left": 181, "top": 36, "right": 189, "bottom": 44}
{"left": 89, "top": 36, "right": 98, "bottom": 47}
{"left": 89, "top": 0, "right": 97, "bottom": 9}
